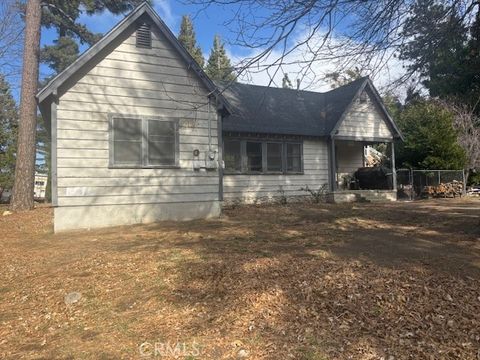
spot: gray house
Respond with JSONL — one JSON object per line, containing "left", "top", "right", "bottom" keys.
{"left": 37, "top": 3, "right": 403, "bottom": 232}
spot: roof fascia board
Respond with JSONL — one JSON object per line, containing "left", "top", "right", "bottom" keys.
{"left": 365, "top": 79, "right": 405, "bottom": 141}
{"left": 329, "top": 78, "right": 369, "bottom": 137}
{"left": 330, "top": 78, "right": 404, "bottom": 141}
{"left": 36, "top": 3, "right": 231, "bottom": 113}
{"left": 37, "top": 3, "right": 148, "bottom": 103}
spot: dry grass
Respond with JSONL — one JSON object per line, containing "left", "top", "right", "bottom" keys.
{"left": 0, "top": 199, "right": 479, "bottom": 359}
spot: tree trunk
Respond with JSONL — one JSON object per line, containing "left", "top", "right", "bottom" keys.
{"left": 10, "top": 0, "right": 42, "bottom": 211}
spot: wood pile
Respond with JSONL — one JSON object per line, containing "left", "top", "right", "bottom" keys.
{"left": 422, "top": 180, "right": 464, "bottom": 198}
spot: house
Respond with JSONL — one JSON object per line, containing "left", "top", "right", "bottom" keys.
{"left": 36, "top": 3, "right": 403, "bottom": 232}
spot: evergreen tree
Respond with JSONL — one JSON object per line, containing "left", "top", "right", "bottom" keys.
{"left": 205, "top": 35, "right": 236, "bottom": 82}
{"left": 325, "top": 67, "right": 363, "bottom": 89}
{"left": 0, "top": 74, "right": 18, "bottom": 199}
{"left": 11, "top": 0, "right": 41, "bottom": 211}
{"left": 400, "top": 0, "right": 480, "bottom": 106}
{"left": 41, "top": 1, "right": 148, "bottom": 76}
{"left": 282, "top": 73, "right": 293, "bottom": 88}
{"left": 395, "top": 100, "right": 466, "bottom": 170}
{"left": 178, "top": 15, "right": 204, "bottom": 67}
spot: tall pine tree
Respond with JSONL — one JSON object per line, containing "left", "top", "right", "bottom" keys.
{"left": 41, "top": 1, "right": 148, "bottom": 76}
{"left": 0, "top": 74, "right": 18, "bottom": 199}
{"left": 205, "top": 35, "right": 236, "bottom": 82}
{"left": 400, "top": 0, "right": 480, "bottom": 106}
{"left": 11, "top": 0, "right": 41, "bottom": 211}
{"left": 178, "top": 15, "right": 204, "bottom": 67}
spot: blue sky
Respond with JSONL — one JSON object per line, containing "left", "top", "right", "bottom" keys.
{"left": 15, "top": 0, "right": 404, "bottom": 101}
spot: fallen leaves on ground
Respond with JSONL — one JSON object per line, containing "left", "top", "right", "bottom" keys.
{"left": 0, "top": 199, "right": 479, "bottom": 359}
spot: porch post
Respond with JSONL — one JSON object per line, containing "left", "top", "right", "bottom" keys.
{"left": 391, "top": 141, "right": 397, "bottom": 191}
{"left": 330, "top": 137, "right": 337, "bottom": 191}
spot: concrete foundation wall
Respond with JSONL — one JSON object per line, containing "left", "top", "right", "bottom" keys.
{"left": 327, "top": 190, "right": 397, "bottom": 203}
{"left": 54, "top": 201, "right": 221, "bottom": 232}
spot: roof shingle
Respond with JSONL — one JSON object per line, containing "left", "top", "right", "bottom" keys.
{"left": 219, "top": 77, "right": 368, "bottom": 137}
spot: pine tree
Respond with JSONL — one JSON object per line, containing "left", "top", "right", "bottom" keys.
{"left": 282, "top": 73, "right": 293, "bottom": 88}
{"left": 0, "top": 74, "right": 18, "bottom": 199}
{"left": 178, "top": 15, "right": 204, "bottom": 67}
{"left": 11, "top": 0, "right": 41, "bottom": 211}
{"left": 205, "top": 35, "right": 236, "bottom": 82}
{"left": 395, "top": 100, "right": 467, "bottom": 170}
{"left": 41, "top": 1, "right": 149, "bottom": 76}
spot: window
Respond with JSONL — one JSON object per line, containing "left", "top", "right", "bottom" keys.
{"left": 112, "top": 118, "right": 143, "bottom": 166}
{"left": 286, "top": 143, "right": 302, "bottom": 173}
{"left": 246, "top": 142, "right": 262, "bottom": 172}
{"left": 111, "top": 116, "right": 178, "bottom": 168}
{"left": 224, "top": 139, "right": 242, "bottom": 172}
{"left": 266, "top": 142, "right": 283, "bottom": 172}
{"left": 147, "top": 120, "right": 175, "bottom": 166}
{"left": 136, "top": 23, "right": 152, "bottom": 48}
{"left": 223, "top": 138, "right": 302, "bottom": 174}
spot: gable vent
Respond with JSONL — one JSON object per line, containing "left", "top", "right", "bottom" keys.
{"left": 136, "top": 23, "right": 152, "bottom": 48}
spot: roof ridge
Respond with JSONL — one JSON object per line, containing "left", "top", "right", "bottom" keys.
{"left": 223, "top": 76, "right": 369, "bottom": 96}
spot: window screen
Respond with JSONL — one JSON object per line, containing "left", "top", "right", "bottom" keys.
{"left": 246, "top": 142, "right": 263, "bottom": 172}
{"left": 224, "top": 139, "right": 242, "bottom": 172}
{"left": 111, "top": 117, "right": 177, "bottom": 167}
{"left": 112, "top": 118, "right": 143, "bottom": 165}
{"left": 286, "top": 143, "right": 302, "bottom": 172}
{"left": 147, "top": 120, "right": 176, "bottom": 166}
{"left": 266, "top": 142, "right": 282, "bottom": 172}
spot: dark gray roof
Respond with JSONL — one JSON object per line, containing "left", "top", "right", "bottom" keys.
{"left": 220, "top": 77, "right": 401, "bottom": 138}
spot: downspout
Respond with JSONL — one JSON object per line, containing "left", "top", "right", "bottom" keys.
{"left": 207, "top": 96, "right": 212, "bottom": 151}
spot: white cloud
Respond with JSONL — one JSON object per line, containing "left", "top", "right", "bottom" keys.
{"left": 153, "top": 0, "right": 178, "bottom": 29}
{"left": 227, "top": 29, "right": 408, "bottom": 97}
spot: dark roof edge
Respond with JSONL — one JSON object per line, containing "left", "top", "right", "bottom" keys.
{"left": 36, "top": 2, "right": 231, "bottom": 113}
{"left": 329, "top": 77, "right": 369, "bottom": 136}
{"left": 330, "top": 77, "right": 404, "bottom": 141}
{"left": 365, "top": 79, "right": 404, "bottom": 141}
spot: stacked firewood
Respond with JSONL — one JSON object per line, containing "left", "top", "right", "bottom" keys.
{"left": 422, "top": 180, "right": 464, "bottom": 198}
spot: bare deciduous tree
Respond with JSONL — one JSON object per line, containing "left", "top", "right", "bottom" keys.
{"left": 187, "top": 0, "right": 479, "bottom": 90}
{"left": 440, "top": 99, "right": 480, "bottom": 176}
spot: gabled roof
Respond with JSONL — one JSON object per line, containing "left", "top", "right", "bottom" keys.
{"left": 220, "top": 77, "right": 403, "bottom": 140}
{"left": 36, "top": 2, "right": 230, "bottom": 112}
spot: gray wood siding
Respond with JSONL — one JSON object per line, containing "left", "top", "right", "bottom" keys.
{"left": 223, "top": 139, "right": 329, "bottom": 202}
{"left": 336, "top": 140, "right": 364, "bottom": 185}
{"left": 56, "top": 26, "right": 219, "bottom": 208}
{"left": 337, "top": 91, "right": 393, "bottom": 140}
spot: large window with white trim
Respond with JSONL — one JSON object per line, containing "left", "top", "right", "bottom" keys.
{"left": 223, "top": 137, "right": 303, "bottom": 174}
{"left": 110, "top": 115, "right": 179, "bottom": 168}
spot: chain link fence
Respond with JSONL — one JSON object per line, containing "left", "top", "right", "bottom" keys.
{"left": 397, "top": 169, "right": 466, "bottom": 200}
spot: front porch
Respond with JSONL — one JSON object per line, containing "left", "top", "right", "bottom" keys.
{"left": 328, "top": 138, "right": 397, "bottom": 203}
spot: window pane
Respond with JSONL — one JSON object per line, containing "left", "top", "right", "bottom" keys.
{"left": 113, "top": 118, "right": 142, "bottom": 141}
{"left": 113, "top": 118, "right": 142, "bottom": 165}
{"left": 267, "top": 143, "right": 282, "bottom": 172}
{"left": 224, "top": 139, "right": 242, "bottom": 172}
{"left": 286, "top": 143, "right": 302, "bottom": 172}
{"left": 147, "top": 120, "right": 176, "bottom": 166}
{"left": 114, "top": 140, "right": 142, "bottom": 164}
{"left": 246, "top": 142, "right": 262, "bottom": 172}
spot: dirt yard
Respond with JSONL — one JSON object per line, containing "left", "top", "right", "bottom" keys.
{"left": 1, "top": 199, "right": 479, "bottom": 359}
